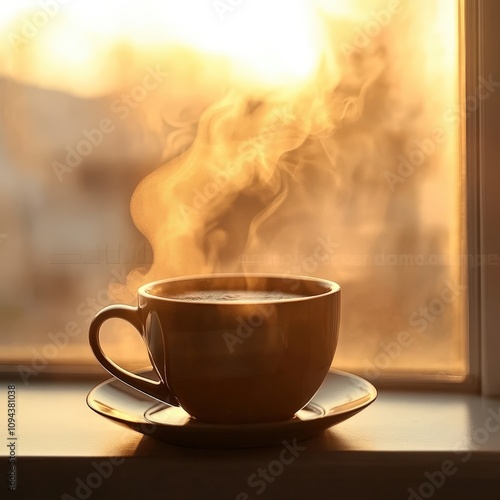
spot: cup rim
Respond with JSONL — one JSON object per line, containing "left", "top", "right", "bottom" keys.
{"left": 138, "top": 273, "right": 340, "bottom": 304}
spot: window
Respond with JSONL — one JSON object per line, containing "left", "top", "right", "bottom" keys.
{"left": 0, "top": 1, "right": 496, "bottom": 393}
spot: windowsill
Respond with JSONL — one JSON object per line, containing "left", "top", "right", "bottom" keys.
{"left": 4, "top": 377, "right": 500, "bottom": 499}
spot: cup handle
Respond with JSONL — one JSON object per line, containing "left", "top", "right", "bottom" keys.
{"left": 89, "top": 304, "right": 178, "bottom": 405}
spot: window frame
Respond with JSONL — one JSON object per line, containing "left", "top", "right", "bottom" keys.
{"left": 477, "top": 0, "right": 500, "bottom": 396}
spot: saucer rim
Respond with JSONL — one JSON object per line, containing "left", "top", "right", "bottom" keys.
{"left": 87, "top": 369, "right": 377, "bottom": 432}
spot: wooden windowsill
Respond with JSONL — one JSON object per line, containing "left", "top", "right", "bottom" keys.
{"left": 2, "top": 377, "right": 500, "bottom": 500}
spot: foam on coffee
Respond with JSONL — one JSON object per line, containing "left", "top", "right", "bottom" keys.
{"left": 168, "top": 290, "right": 305, "bottom": 302}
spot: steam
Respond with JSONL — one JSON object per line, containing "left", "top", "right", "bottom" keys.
{"left": 111, "top": 1, "right": 398, "bottom": 300}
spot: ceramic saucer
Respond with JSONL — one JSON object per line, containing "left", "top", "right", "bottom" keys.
{"left": 86, "top": 369, "right": 376, "bottom": 449}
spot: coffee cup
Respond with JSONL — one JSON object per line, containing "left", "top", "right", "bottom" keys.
{"left": 89, "top": 273, "right": 340, "bottom": 424}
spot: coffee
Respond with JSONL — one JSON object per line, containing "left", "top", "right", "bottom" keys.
{"left": 168, "top": 290, "right": 306, "bottom": 302}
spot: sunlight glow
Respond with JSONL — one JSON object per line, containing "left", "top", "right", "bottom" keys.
{"left": 1, "top": 0, "right": 326, "bottom": 93}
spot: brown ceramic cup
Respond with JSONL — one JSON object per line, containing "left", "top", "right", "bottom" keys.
{"left": 89, "top": 274, "right": 340, "bottom": 424}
